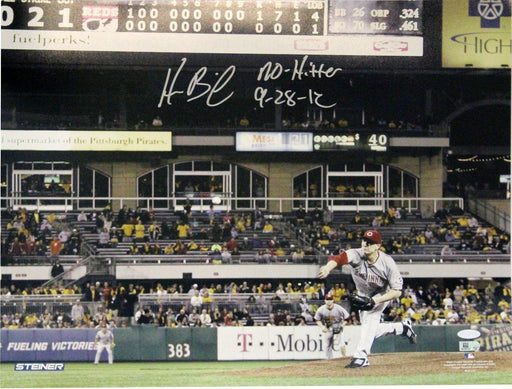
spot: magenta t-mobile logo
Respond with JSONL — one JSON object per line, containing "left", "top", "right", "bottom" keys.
{"left": 237, "top": 333, "right": 253, "bottom": 352}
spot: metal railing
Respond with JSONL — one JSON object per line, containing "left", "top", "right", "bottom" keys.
{"left": 1, "top": 195, "right": 463, "bottom": 214}
{"left": 466, "top": 198, "right": 511, "bottom": 234}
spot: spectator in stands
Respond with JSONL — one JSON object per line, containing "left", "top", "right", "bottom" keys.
{"left": 134, "top": 220, "right": 146, "bottom": 242}
{"left": 255, "top": 249, "right": 266, "bottom": 264}
{"left": 148, "top": 221, "right": 161, "bottom": 241}
{"left": 440, "top": 245, "right": 454, "bottom": 256}
{"left": 23, "top": 232, "right": 36, "bottom": 256}
{"left": 175, "top": 308, "right": 189, "bottom": 327}
{"left": 177, "top": 220, "right": 191, "bottom": 239}
{"left": 49, "top": 235, "right": 63, "bottom": 257}
{"left": 187, "top": 239, "right": 199, "bottom": 251}
{"left": 57, "top": 227, "right": 71, "bottom": 251}
{"left": 262, "top": 220, "right": 274, "bottom": 234}
{"left": 139, "top": 240, "right": 154, "bottom": 255}
{"left": 442, "top": 291, "right": 454, "bottom": 310}
{"left": 299, "top": 297, "right": 314, "bottom": 323}
{"left": 351, "top": 212, "right": 363, "bottom": 224}
{"left": 444, "top": 228, "right": 457, "bottom": 243}
{"left": 71, "top": 300, "right": 85, "bottom": 326}
{"left": 137, "top": 308, "right": 153, "bottom": 325}
{"left": 309, "top": 206, "right": 323, "bottom": 226}
{"left": 434, "top": 206, "right": 449, "bottom": 222}
{"left": 9, "top": 237, "right": 25, "bottom": 256}
{"left": 84, "top": 283, "right": 101, "bottom": 302}
{"left": 190, "top": 290, "right": 203, "bottom": 311}
{"left": 129, "top": 238, "right": 141, "bottom": 255}
{"left": 199, "top": 308, "right": 212, "bottom": 326}
{"left": 231, "top": 246, "right": 241, "bottom": 263}
{"left": 220, "top": 247, "right": 232, "bottom": 264}
{"left": 252, "top": 234, "right": 263, "bottom": 249}
{"left": 106, "top": 227, "right": 120, "bottom": 248}
{"left": 467, "top": 216, "right": 479, "bottom": 228}
{"left": 76, "top": 210, "right": 88, "bottom": 222}
{"left": 40, "top": 218, "right": 52, "bottom": 233}
{"left": 291, "top": 246, "right": 305, "bottom": 263}
{"left": 98, "top": 228, "right": 111, "bottom": 248}
{"left": 323, "top": 207, "right": 333, "bottom": 225}
{"left": 67, "top": 229, "right": 81, "bottom": 254}
{"left": 152, "top": 115, "right": 163, "bottom": 127}
{"left": 225, "top": 237, "right": 239, "bottom": 251}
{"left": 295, "top": 204, "right": 306, "bottom": 225}
{"left": 121, "top": 221, "right": 135, "bottom": 242}
{"left": 50, "top": 259, "right": 64, "bottom": 278}
{"left": 173, "top": 240, "right": 187, "bottom": 255}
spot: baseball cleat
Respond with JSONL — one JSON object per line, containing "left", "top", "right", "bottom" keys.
{"left": 344, "top": 358, "right": 369, "bottom": 368}
{"left": 402, "top": 319, "right": 417, "bottom": 344}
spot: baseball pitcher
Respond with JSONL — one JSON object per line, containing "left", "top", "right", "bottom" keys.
{"left": 318, "top": 229, "right": 417, "bottom": 368}
{"left": 314, "top": 294, "right": 350, "bottom": 359}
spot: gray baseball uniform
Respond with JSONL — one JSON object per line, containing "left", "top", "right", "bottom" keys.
{"left": 345, "top": 248, "right": 403, "bottom": 297}
{"left": 314, "top": 303, "right": 350, "bottom": 359}
{"left": 94, "top": 328, "right": 114, "bottom": 364}
{"left": 343, "top": 248, "right": 406, "bottom": 360}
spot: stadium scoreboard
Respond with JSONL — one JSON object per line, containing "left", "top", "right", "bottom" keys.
{"left": 1, "top": 0, "right": 423, "bottom": 56}
{"left": 313, "top": 133, "right": 388, "bottom": 151}
{"left": 1, "top": 0, "right": 422, "bottom": 36}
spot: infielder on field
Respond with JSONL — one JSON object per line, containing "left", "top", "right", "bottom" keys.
{"left": 318, "top": 229, "right": 417, "bottom": 368}
{"left": 314, "top": 294, "right": 350, "bottom": 360}
{"left": 94, "top": 323, "right": 115, "bottom": 365}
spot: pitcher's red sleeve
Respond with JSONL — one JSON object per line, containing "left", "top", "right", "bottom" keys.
{"left": 328, "top": 252, "right": 349, "bottom": 267}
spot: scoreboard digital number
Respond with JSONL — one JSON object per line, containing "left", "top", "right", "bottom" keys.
{"left": 328, "top": 0, "right": 422, "bottom": 36}
{"left": 1, "top": 0, "right": 423, "bottom": 56}
{"left": 313, "top": 133, "right": 388, "bottom": 152}
{"left": 0, "top": 0, "right": 325, "bottom": 35}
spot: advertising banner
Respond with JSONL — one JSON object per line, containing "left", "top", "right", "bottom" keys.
{"left": 1, "top": 329, "right": 97, "bottom": 362}
{"left": 1, "top": 130, "right": 173, "bottom": 152}
{"left": 442, "top": 0, "right": 511, "bottom": 68}
{"left": 217, "top": 325, "right": 361, "bottom": 360}
{"left": 236, "top": 132, "right": 313, "bottom": 152}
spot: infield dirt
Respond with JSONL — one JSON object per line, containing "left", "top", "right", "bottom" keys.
{"left": 227, "top": 352, "right": 512, "bottom": 378}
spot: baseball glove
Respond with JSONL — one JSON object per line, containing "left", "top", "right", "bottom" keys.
{"left": 332, "top": 322, "right": 342, "bottom": 334}
{"left": 348, "top": 293, "right": 375, "bottom": 311}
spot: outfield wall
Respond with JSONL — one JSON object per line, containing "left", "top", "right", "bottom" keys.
{"left": 1, "top": 324, "right": 510, "bottom": 362}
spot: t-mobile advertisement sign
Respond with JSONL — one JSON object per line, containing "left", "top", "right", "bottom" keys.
{"left": 217, "top": 326, "right": 361, "bottom": 360}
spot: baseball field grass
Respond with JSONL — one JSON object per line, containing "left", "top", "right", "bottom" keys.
{"left": 1, "top": 352, "right": 511, "bottom": 387}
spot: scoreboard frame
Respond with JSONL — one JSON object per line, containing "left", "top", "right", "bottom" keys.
{"left": 1, "top": 0, "right": 424, "bottom": 57}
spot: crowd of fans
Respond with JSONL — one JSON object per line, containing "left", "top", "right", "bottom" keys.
{"left": 2, "top": 278, "right": 510, "bottom": 329}
{"left": 296, "top": 204, "right": 510, "bottom": 255}
{"left": 1, "top": 207, "right": 83, "bottom": 264}
{"left": 1, "top": 203, "right": 510, "bottom": 331}
{"left": 3, "top": 200, "right": 509, "bottom": 268}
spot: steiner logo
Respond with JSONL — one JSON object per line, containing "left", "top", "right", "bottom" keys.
{"left": 469, "top": 0, "right": 511, "bottom": 28}
{"left": 15, "top": 363, "right": 65, "bottom": 371}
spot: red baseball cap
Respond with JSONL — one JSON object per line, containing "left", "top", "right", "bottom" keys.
{"left": 363, "top": 230, "right": 382, "bottom": 245}
{"left": 325, "top": 294, "right": 334, "bottom": 301}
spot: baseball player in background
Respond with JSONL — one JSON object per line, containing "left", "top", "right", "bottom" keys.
{"left": 314, "top": 294, "right": 350, "bottom": 359}
{"left": 94, "top": 323, "right": 115, "bottom": 365}
{"left": 318, "top": 229, "right": 417, "bottom": 368}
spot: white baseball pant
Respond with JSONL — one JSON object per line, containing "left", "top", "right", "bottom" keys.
{"left": 353, "top": 301, "right": 405, "bottom": 360}
{"left": 94, "top": 343, "right": 114, "bottom": 364}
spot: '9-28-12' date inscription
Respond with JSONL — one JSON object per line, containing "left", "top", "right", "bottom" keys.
{"left": 158, "top": 55, "right": 340, "bottom": 109}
